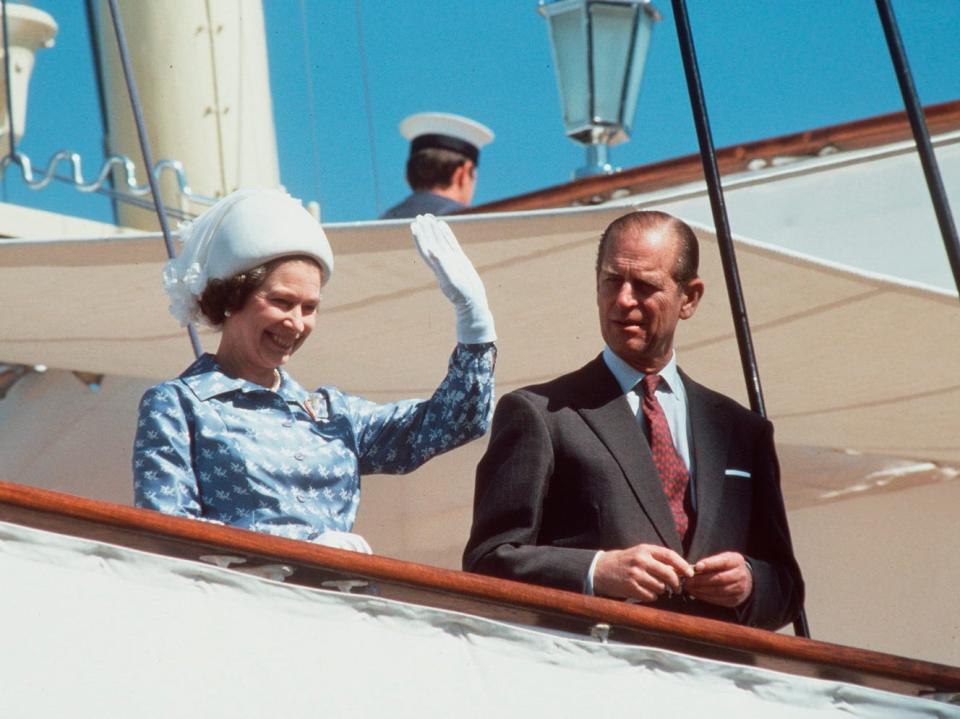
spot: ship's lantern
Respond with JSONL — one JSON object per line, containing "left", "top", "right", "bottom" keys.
{"left": 538, "top": 0, "right": 659, "bottom": 178}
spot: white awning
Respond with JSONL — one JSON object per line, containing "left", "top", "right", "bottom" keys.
{"left": 1, "top": 200, "right": 958, "bottom": 472}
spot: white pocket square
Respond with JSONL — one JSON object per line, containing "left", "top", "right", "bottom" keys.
{"left": 725, "top": 469, "right": 752, "bottom": 478}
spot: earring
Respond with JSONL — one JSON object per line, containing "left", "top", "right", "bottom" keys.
{"left": 224, "top": 310, "right": 232, "bottom": 318}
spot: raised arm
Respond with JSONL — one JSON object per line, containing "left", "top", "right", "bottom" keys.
{"left": 343, "top": 216, "right": 497, "bottom": 474}
{"left": 345, "top": 343, "right": 495, "bottom": 475}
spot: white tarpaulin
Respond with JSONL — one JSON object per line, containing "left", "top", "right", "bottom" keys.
{"left": 1, "top": 202, "right": 958, "bottom": 468}
{"left": 0, "top": 519, "right": 953, "bottom": 718}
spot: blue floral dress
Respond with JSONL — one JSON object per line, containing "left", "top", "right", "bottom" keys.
{"left": 133, "top": 343, "right": 495, "bottom": 542}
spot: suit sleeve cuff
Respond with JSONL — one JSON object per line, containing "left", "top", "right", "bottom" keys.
{"left": 585, "top": 551, "right": 604, "bottom": 595}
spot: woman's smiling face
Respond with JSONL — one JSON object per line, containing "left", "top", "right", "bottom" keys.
{"left": 217, "top": 258, "right": 323, "bottom": 386}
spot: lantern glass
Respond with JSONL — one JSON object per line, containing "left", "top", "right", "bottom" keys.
{"left": 589, "top": 3, "right": 636, "bottom": 138}
{"left": 540, "top": 0, "right": 657, "bottom": 145}
{"left": 541, "top": 3, "right": 590, "bottom": 134}
{"left": 620, "top": 6, "right": 654, "bottom": 140}
{"left": 539, "top": 0, "right": 658, "bottom": 176}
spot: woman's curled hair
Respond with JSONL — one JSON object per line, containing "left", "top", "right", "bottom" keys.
{"left": 197, "top": 254, "right": 323, "bottom": 326}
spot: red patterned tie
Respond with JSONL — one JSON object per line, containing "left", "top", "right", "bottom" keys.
{"left": 640, "top": 374, "right": 691, "bottom": 541}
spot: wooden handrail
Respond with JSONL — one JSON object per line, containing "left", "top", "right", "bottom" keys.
{"left": 463, "top": 100, "right": 960, "bottom": 214}
{"left": 1, "top": 478, "right": 958, "bottom": 699}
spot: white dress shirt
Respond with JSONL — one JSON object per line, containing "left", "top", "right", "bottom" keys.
{"left": 601, "top": 346, "right": 694, "bottom": 477}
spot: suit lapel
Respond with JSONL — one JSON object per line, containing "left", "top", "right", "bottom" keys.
{"left": 682, "top": 372, "right": 731, "bottom": 560}
{"left": 575, "top": 357, "right": 683, "bottom": 553}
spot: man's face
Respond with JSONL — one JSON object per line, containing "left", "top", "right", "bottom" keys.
{"left": 596, "top": 225, "right": 704, "bottom": 374}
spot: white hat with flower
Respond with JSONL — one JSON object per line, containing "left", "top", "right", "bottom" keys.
{"left": 163, "top": 187, "right": 334, "bottom": 327}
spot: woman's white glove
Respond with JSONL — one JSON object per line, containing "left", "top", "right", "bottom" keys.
{"left": 312, "top": 530, "right": 372, "bottom": 554}
{"left": 411, "top": 214, "right": 496, "bottom": 344}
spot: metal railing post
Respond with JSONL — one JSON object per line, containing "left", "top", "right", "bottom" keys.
{"left": 671, "top": 0, "right": 810, "bottom": 638}
{"left": 875, "top": 0, "right": 960, "bottom": 301}
{"left": 104, "top": 0, "right": 203, "bottom": 358}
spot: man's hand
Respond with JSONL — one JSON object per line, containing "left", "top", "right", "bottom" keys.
{"left": 594, "top": 544, "right": 694, "bottom": 602}
{"left": 684, "top": 551, "right": 753, "bottom": 607}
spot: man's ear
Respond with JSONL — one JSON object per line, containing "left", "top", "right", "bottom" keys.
{"left": 452, "top": 161, "right": 473, "bottom": 189}
{"left": 449, "top": 161, "right": 476, "bottom": 204}
{"left": 679, "top": 278, "right": 705, "bottom": 320}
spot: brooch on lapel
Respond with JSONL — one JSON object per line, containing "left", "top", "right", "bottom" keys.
{"left": 303, "top": 393, "right": 328, "bottom": 422}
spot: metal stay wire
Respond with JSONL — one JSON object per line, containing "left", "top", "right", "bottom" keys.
{"left": 670, "top": 0, "right": 810, "bottom": 639}
{"left": 104, "top": 0, "right": 203, "bottom": 359}
{"left": 875, "top": 0, "right": 960, "bottom": 303}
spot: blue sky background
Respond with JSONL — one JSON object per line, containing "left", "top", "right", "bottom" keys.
{"left": 3, "top": 0, "right": 960, "bottom": 223}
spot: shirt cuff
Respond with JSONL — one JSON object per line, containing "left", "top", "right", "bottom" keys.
{"left": 585, "top": 550, "right": 604, "bottom": 595}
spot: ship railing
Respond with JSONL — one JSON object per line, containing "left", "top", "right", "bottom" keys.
{"left": 1, "top": 477, "right": 958, "bottom": 702}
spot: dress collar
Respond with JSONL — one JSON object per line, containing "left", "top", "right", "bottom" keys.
{"left": 180, "top": 354, "right": 310, "bottom": 403}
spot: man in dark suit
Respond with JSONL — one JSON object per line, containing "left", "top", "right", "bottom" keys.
{"left": 463, "top": 210, "right": 803, "bottom": 630}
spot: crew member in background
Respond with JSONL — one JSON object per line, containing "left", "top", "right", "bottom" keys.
{"left": 380, "top": 112, "right": 493, "bottom": 220}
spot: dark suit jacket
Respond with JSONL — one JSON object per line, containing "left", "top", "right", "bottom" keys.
{"left": 463, "top": 355, "right": 804, "bottom": 630}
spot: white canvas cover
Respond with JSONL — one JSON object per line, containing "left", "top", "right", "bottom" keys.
{"left": 1, "top": 200, "right": 957, "bottom": 470}
{"left": 0, "top": 519, "right": 953, "bottom": 718}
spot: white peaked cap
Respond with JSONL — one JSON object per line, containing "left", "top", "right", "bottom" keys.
{"left": 163, "top": 187, "right": 334, "bottom": 327}
{"left": 401, "top": 112, "right": 494, "bottom": 164}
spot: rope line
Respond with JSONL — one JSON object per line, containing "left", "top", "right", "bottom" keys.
{"left": 298, "top": 0, "right": 324, "bottom": 204}
{"left": 105, "top": 0, "right": 203, "bottom": 358}
{"left": 354, "top": 0, "right": 382, "bottom": 214}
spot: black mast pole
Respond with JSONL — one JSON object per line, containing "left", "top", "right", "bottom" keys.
{"left": 875, "top": 0, "right": 960, "bottom": 301}
{"left": 670, "top": 0, "right": 810, "bottom": 638}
